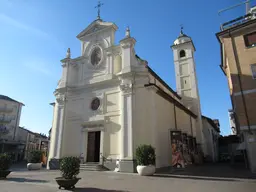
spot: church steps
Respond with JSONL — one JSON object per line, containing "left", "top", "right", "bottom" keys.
{"left": 79, "top": 163, "right": 109, "bottom": 171}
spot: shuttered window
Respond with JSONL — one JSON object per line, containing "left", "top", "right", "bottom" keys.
{"left": 251, "top": 64, "right": 256, "bottom": 79}
{"left": 244, "top": 32, "right": 256, "bottom": 48}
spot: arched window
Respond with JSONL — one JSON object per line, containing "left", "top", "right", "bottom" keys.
{"left": 179, "top": 50, "right": 186, "bottom": 58}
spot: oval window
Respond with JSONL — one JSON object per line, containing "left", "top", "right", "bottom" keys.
{"left": 91, "top": 97, "right": 100, "bottom": 111}
{"left": 90, "top": 47, "right": 102, "bottom": 66}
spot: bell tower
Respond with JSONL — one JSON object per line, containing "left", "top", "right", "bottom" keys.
{"left": 171, "top": 28, "right": 205, "bottom": 152}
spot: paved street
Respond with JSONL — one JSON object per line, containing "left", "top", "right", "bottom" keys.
{"left": 1, "top": 165, "right": 256, "bottom": 192}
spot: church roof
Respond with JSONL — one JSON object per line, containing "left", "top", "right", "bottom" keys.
{"left": 0, "top": 95, "right": 24, "bottom": 106}
{"left": 76, "top": 19, "right": 118, "bottom": 40}
{"left": 144, "top": 83, "right": 197, "bottom": 119}
{"left": 147, "top": 67, "right": 181, "bottom": 100}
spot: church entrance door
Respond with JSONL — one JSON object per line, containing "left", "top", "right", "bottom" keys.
{"left": 86, "top": 131, "right": 101, "bottom": 162}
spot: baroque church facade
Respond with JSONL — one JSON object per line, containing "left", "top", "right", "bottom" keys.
{"left": 48, "top": 17, "right": 220, "bottom": 172}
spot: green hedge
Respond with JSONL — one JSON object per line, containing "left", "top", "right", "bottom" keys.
{"left": 60, "top": 156, "right": 80, "bottom": 179}
{"left": 28, "top": 150, "right": 42, "bottom": 163}
{"left": 0, "top": 153, "right": 12, "bottom": 171}
{"left": 136, "top": 144, "right": 156, "bottom": 166}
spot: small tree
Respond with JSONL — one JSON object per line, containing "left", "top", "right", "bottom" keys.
{"left": 136, "top": 144, "right": 156, "bottom": 166}
{"left": 60, "top": 156, "right": 80, "bottom": 179}
{"left": 28, "top": 151, "right": 42, "bottom": 163}
{"left": 0, "top": 153, "right": 12, "bottom": 171}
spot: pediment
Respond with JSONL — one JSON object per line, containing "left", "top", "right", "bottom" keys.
{"left": 77, "top": 19, "right": 118, "bottom": 40}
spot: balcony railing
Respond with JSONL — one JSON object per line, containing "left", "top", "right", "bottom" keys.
{"left": 0, "top": 105, "right": 13, "bottom": 113}
{"left": 0, "top": 115, "right": 15, "bottom": 123}
{"left": 221, "top": 12, "right": 256, "bottom": 31}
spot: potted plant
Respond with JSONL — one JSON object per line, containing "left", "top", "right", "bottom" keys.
{"left": 0, "top": 153, "right": 12, "bottom": 179}
{"left": 136, "top": 144, "right": 156, "bottom": 176}
{"left": 27, "top": 150, "right": 42, "bottom": 170}
{"left": 55, "top": 156, "right": 81, "bottom": 190}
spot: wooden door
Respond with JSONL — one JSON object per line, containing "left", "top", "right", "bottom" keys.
{"left": 86, "top": 132, "right": 96, "bottom": 162}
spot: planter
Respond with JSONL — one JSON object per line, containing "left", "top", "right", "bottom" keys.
{"left": 0, "top": 170, "right": 11, "bottom": 179}
{"left": 136, "top": 165, "right": 155, "bottom": 176}
{"left": 27, "top": 163, "right": 42, "bottom": 170}
{"left": 55, "top": 177, "right": 81, "bottom": 190}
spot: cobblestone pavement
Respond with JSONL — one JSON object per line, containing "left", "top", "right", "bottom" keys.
{"left": 0, "top": 169, "right": 256, "bottom": 192}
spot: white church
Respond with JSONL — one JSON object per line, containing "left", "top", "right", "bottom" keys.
{"left": 48, "top": 14, "right": 220, "bottom": 172}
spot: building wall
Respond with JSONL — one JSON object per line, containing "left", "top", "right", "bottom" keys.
{"left": 17, "top": 127, "right": 28, "bottom": 144}
{"left": 176, "top": 107, "right": 193, "bottom": 135}
{"left": 134, "top": 84, "right": 199, "bottom": 169}
{"left": 60, "top": 86, "right": 121, "bottom": 159}
{"left": 218, "top": 20, "right": 256, "bottom": 172}
{"left": 244, "top": 131, "right": 256, "bottom": 172}
{"left": 0, "top": 99, "right": 23, "bottom": 141}
{"left": 133, "top": 87, "right": 153, "bottom": 151}
{"left": 154, "top": 92, "right": 175, "bottom": 168}
{"left": 222, "top": 26, "right": 256, "bottom": 130}
{"left": 202, "top": 119, "right": 219, "bottom": 162}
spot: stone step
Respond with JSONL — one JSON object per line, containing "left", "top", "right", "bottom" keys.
{"left": 79, "top": 163, "right": 108, "bottom": 171}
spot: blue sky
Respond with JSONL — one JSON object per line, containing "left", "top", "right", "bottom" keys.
{"left": 0, "top": 0, "right": 253, "bottom": 135}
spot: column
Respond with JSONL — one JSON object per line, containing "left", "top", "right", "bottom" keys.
{"left": 56, "top": 105, "right": 64, "bottom": 158}
{"left": 48, "top": 103, "right": 60, "bottom": 159}
{"left": 120, "top": 82, "right": 133, "bottom": 159}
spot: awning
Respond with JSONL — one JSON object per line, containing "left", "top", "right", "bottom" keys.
{"left": 236, "top": 142, "right": 246, "bottom": 150}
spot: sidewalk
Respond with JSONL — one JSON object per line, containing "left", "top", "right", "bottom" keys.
{"left": 159, "top": 163, "right": 256, "bottom": 180}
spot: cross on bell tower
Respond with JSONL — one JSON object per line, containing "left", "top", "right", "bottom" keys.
{"left": 95, "top": 1, "right": 104, "bottom": 20}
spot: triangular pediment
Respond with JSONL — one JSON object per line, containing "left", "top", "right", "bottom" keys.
{"left": 76, "top": 19, "right": 118, "bottom": 40}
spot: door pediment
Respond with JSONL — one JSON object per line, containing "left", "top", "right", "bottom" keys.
{"left": 81, "top": 115, "right": 105, "bottom": 131}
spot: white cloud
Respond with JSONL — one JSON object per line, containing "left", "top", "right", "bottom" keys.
{"left": 0, "top": 13, "right": 50, "bottom": 38}
{"left": 23, "top": 60, "right": 52, "bottom": 76}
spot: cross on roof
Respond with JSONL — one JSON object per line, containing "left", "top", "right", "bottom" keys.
{"left": 180, "top": 24, "right": 184, "bottom": 35}
{"left": 95, "top": 1, "right": 104, "bottom": 20}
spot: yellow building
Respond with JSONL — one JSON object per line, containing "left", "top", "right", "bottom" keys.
{"left": 216, "top": 7, "right": 256, "bottom": 172}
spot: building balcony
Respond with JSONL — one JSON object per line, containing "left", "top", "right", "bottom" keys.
{"left": 0, "top": 115, "right": 14, "bottom": 123}
{"left": 0, "top": 105, "right": 13, "bottom": 113}
{"left": 221, "top": 12, "right": 256, "bottom": 31}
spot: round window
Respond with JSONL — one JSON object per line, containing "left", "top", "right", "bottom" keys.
{"left": 90, "top": 46, "right": 102, "bottom": 66}
{"left": 91, "top": 97, "right": 100, "bottom": 111}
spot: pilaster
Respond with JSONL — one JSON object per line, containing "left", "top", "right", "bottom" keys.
{"left": 119, "top": 77, "right": 134, "bottom": 159}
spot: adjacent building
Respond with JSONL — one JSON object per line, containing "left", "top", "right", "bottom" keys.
{"left": 0, "top": 95, "right": 24, "bottom": 161}
{"left": 202, "top": 116, "right": 220, "bottom": 162}
{"left": 228, "top": 109, "right": 237, "bottom": 135}
{"left": 18, "top": 127, "right": 49, "bottom": 160}
{"left": 216, "top": 6, "right": 256, "bottom": 172}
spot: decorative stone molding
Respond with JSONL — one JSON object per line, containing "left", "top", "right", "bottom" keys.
{"left": 120, "top": 37, "right": 136, "bottom": 49}
{"left": 120, "top": 83, "right": 133, "bottom": 94}
{"left": 55, "top": 93, "right": 65, "bottom": 104}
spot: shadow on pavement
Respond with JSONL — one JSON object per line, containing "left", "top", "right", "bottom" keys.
{"left": 70, "top": 188, "right": 129, "bottom": 192}
{"left": 152, "top": 174, "right": 239, "bottom": 182}
{"left": 6, "top": 177, "right": 49, "bottom": 183}
{"left": 157, "top": 163, "right": 256, "bottom": 180}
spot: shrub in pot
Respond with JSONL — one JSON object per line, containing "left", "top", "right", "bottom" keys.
{"left": 0, "top": 153, "right": 12, "bottom": 179}
{"left": 27, "top": 150, "right": 42, "bottom": 170}
{"left": 136, "top": 144, "right": 156, "bottom": 176}
{"left": 55, "top": 156, "right": 81, "bottom": 190}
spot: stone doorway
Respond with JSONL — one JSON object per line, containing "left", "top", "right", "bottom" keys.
{"left": 86, "top": 131, "right": 101, "bottom": 162}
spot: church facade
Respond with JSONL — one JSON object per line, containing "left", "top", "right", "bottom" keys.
{"left": 48, "top": 18, "right": 219, "bottom": 172}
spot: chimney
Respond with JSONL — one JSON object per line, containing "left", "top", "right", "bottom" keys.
{"left": 246, "top": 1, "right": 250, "bottom": 14}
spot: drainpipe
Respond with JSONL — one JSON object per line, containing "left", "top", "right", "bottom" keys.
{"left": 229, "top": 31, "right": 252, "bottom": 134}
{"left": 190, "top": 116, "right": 193, "bottom": 136}
{"left": 13, "top": 103, "right": 21, "bottom": 140}
{"left": 173, "top": 105, "right": 177, "bottom": 130}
